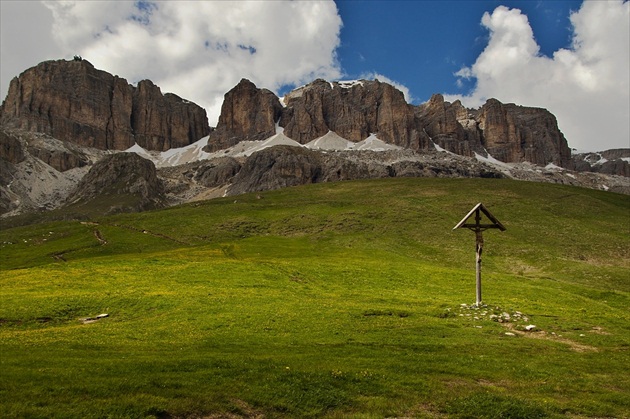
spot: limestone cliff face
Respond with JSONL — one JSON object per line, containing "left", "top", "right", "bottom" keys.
{"left": 205, "top": 79, "right": 283, "bottom": 152}
{"left": 477, "top": 99, "right": 572, "bottom": 167}
{"left": 415, "top": 94, "right": 483, "bottom": 157}
{"left": 414, "top": 95, "right": 571, "bottom": 167}
{"left": 132, "top": 80, "right": 210, "bottom": 151}
{"left": 280, "top": 79, "right": 423, "bottom": 149}
{"left": 0, "top": 59, "right": 210, "bottom": 151}
{"left": 0, "top": 130, "right": 26, "bottom": 165}
{"left": 206, "top": 78, "right": 572, "bottom": 167}
{"left": 0, "top": 61, "right": 574, "bottom": 168}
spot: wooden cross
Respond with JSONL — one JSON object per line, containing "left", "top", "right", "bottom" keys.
{"left": 453, "top": 203, "right": 506, "bottom": 306}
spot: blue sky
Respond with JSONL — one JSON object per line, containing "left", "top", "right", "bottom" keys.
{"left": 335, "top": 0, "right": 583, "bottom": 103}
{"left": 0, "top": 0, "right": 628, "bottom": 151}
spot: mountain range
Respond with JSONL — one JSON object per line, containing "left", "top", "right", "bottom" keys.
{"left": 0, "top": 58, "right": 628, "bottom": 218}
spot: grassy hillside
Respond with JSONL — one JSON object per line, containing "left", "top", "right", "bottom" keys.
{"left": 1, "top": 178, "right": 628, "bottom": 418}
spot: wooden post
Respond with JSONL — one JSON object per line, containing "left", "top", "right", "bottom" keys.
{"left": 475, "top": 228, "right": 484, "bottom": 306}
{"left": 453, "top": 203, "right": 505, "bottom": 306}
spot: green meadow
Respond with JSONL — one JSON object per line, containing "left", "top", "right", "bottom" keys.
{"left": 0, "top": 178, "right": 628, "bottom": 418}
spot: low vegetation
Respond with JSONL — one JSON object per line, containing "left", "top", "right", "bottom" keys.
{"left": 1, "top": 178, "right": 628, "bottom": 418}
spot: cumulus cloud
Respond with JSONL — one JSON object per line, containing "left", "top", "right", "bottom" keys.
{"left": 447, "top": 0, "right": 629, "bottom": 152}
{"left": 0, "top": 1, "right": 62, "bottom": 98}
{"left": 360, "top": 72, "right": 412, "bottom": 103}
{"left": 39, "top": 0, "right": 343, "bottom": 125}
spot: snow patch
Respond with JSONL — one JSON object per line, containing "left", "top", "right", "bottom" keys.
{"left": 353, "top": 133, "right": 401, "bottom": 151}
{"left": 305, "top": 131, "right": 354, "bottom": 151}
{"left": 205, "top": 133, "right": 304, "bottom": 159}
{"left": 203, "top": 131, "right": 401, "bottom": 159}
{"left": 248, "top": 133, "right": 302, "bottom": 156}
{"left": 275, "top": 121, "right": 284, "bottom": 135}
{"left": 125, "top": 143, "right": 153, "bottom": 158}
{"left": 125, "top": 137, "right": 211, "bottom": 168}
{"left": 433, "top": 141, "right": 457, "bottom": 155}
{"left": 159, "top": 136, "right": 211, "bottom": 167}
{"left": 583, "top": 153, "right": 608, "bottom": 166}
{"left": 474, "top": 151, "right": 511, "bottom": 168}
{"left": 545, "top": 163, "right": 564, "bottom": 171}
{"left": 336, "top": 80, "right": 364, "bottom": 89}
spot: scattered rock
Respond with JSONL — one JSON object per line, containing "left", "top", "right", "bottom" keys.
{"left": 80, "top": 313, "right": 109, "bottom": 324}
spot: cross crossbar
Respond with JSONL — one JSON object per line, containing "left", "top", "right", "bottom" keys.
{"left": 452, "top": 203, "right": 506, "bottom": 231}
{"left": 459, "top": 223, "right": 504, "bottom": 230}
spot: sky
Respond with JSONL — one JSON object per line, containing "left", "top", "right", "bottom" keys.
{"left": 1, "top": 0, "right": 628, "bottom": 152}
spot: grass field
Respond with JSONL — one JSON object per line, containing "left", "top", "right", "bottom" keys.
{"left": 1, "top": 178, "right": 629, "bottom": 418}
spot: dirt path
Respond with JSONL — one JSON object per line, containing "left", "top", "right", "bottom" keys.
{"left": 503, "top": 323, "right": 598, "bottom": 352}
{"left": 93, "top": 229, "right": 107, "bottom": 245}
{"left": 108, "top": 223, "right": 189, "bottom": 245}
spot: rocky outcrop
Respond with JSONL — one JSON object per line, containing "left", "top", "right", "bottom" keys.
{"left": 600, "top": 149, "right": 630, "bottom": 161}
{"left": 415, "top": 94, "right": 483, "bottom": 157}
{"left": 414, "top": 95, "right": 572, "bottom": 167}
{"left": 193, "top": 157, "right": 242, "bottom": 187}
{"left": 205, "top": 79, "right": 283, "bottom": 152}
{"left": 228, "top": 146, "right": 325, "bottom": 195}
{"left": 65, "top": 152, "right": 166, "bottom": 214}
{"left": 0, "top": 130, "right": 25, "bottom": 164}
{"left": 26, "top": 146, "right": 88, "bottom": 173}
{"left": 571, "top": 149, "right": 630, "bottom": 177}
{"left": 280, "top": 79, "right": 423, "bottom": 149}
{"left": 0, "top": 129, "right": 97, "bottom": 217}
{"left": 131, "top": 79, "right": 211, "bottom": 151}
{"left": 1, "top": 127, "right": 92, "bottom": 172}
{"left": 477, "top": 99, "right": 572, "bottom": 167}
{"left": 0, "top": 59, "right": 210, "bottom": 151}
{"left": 226, "top": 145, "right": 505, "bottom": 196}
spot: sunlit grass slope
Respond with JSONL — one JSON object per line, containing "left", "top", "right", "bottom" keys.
{"left": 1, "top": 178, "right": 629, "bottom": 418}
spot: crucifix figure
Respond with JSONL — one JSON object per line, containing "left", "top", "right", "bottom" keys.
{"left": 453, "top": 203, "right": 506, "bottom": 306}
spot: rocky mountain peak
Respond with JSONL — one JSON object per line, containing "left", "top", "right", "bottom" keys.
{"left": 478, "top": 100, "right": 572, "bottom": 167}
{"left": 279, "top": 78, "right": 421, "bottom": 148}
{"left": 0, "top": 59, "right": 210, "bottom": 152}
{"left": 204, "top": 78, "right": 573, "bottom": 168}
{"left": 204, "top": 78, "right": 283, "bottom": 152}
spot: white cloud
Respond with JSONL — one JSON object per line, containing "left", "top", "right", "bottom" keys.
{"left": 0, "top": 1, "right": 62, "bottom": 100}
{"left": 447, "top": 1, "right": 629, "bottom": 152}
{"left": 5, "top": 1, "right": 342, "bottom": 126}
{"left": 360, "top": 72, "right": 412, "bottom": 103}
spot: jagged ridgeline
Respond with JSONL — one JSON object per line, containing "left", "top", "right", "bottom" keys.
{"left": 206, "top": 78, "right": 573, "bottom": 168}
{"left": 0, "top": 59, "right": 628, "bottom": 219}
